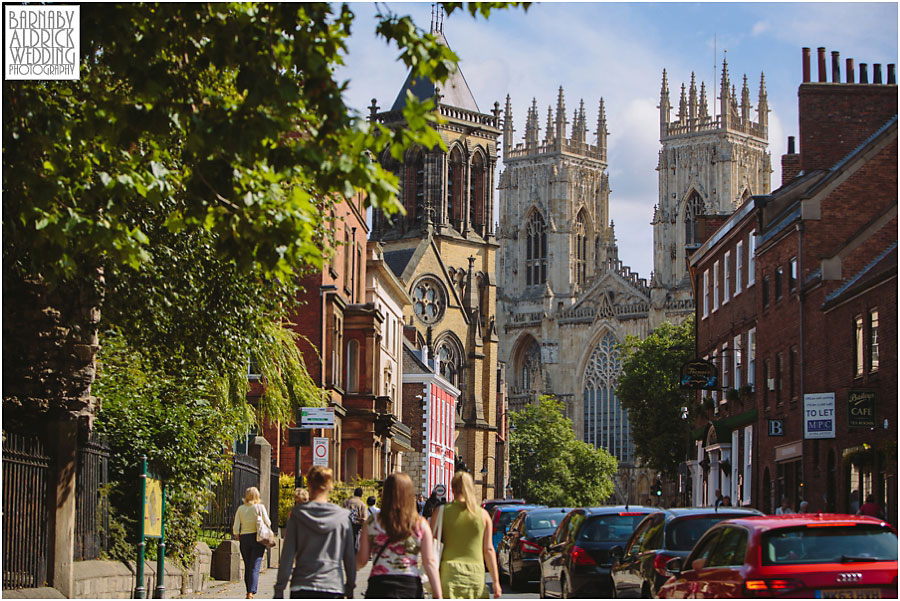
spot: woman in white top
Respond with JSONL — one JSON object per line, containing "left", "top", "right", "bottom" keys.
{"left": 233, "top": 486, "right": 272, "bottom": 599}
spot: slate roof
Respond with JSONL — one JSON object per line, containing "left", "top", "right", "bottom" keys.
{"left": 390, "top": 33, "right": 480, "bottom": 113}
{"left": 383, "top": 248, "right": 416, "bottom": 279}
{"left": 823, "top": 241, "right": 897, "bottom": 307}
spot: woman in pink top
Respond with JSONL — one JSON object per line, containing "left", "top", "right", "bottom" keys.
{"left": 356, "top": 472, "right": 443, "bottom": 598}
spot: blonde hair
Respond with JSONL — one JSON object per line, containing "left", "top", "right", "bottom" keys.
{"left": 450, "top": 471, "right": 479, "bottom": 516}
{"left": 381, "top": 472, "right": 418, "bottom": 542}
{"left": 243, "top": 486, "right": 261, "bottom": 504}
{"left": 293, "top": 488, "right": 309, "bottom": 503}
{"left": 307, "top": 465, "right": 334, "bottom": 494}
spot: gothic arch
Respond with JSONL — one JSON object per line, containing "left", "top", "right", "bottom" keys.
{"left": 447, "top": 145, "right": 465, "bottom": 229}
{"left": 523, "top": 207, "right": 548, "bottom": 286}
{"left": 434, "top": 331, "right": 465, "bottom": 390}
{"left": 580, "top": 328, "right": 632, "bottom": 463}
{"left": 681, "top": 189, "right": 706, "bottom": 246}
{"left": 404, "top": 146, "right": 425, "bottom": 226}
{"left": 574, "top": 208, "right": 591, "bottom": 286}
{"left": 469, "top": 148, "right": 487, "bottom": 235}
{"left": 510, "top": 333, "right": 542, "bottom": 392}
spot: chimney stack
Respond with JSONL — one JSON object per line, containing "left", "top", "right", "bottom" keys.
{"left": 831, "top": 51, "right": 840, "bottom": 82}
{"left": 787, "top": 136, "right": 796, "bottom": 154}
{"left": 802, "top": 47, "right": 811, "bottom": 83}
{"left": 888, "top": 64, "right": 896, "bottom": 85}
{"left": 846, "top": 58, "right": 855, "bottom": 83}
{"left": 874, "top": 64, "right": 883, "bottom": 84}
{"left": 860, "top": 63, "right": 869, "bottom": 84}
{"left": 817, "top": 47, "right": 827, "bottom": 82}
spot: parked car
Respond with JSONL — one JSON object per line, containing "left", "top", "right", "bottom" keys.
{"left": 483, "top": 498, "right": 526, "bottom": 517}
{"left": 610, "top": 506, "right": 763, "bottom": 598}
{"left": 498, "top": 507, "right": 572, "bottom": 590}
{"left": 493, "top": 504, "right": 546, "bottom": 549}
{"left": 657, "top": 514, "right": 898, "bottom": 598}
{"left": 539, "top": 506, "right": 657, "bottom": 598}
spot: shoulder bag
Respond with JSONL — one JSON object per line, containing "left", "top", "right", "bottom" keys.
{"left": 255, "top": 503, "right": 277, "bottom": 548}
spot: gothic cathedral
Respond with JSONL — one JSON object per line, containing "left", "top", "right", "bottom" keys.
{"left": 497, "top": 59, "right": 770, "bottom": 501}
{"left": 370, "top": 30, "right": 502, "bottom": 502}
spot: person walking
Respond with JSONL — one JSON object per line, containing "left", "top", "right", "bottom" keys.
{"left": 775, "top": 497, "right": 793, "bottom": 515}
{"left": 430, "top": 471, "right": 502, "bottom": 599}
{"left": 857, "top": 493, "right": 884, "bottom": 518}
{"left": 416, "top": 494, "right": 426, "bottom": 515}
{"left": 294, "top": 487, "right": 310, "bottom": 505}
{"left": 344, "top": 487, "right": 368, "bottom": 550}
{"left": 232, "top": 486, "right": 271, "bottom": 599}
{"left": 275, "top": 466, "right": 356, "bottom": 599}
{"left": 367, "top": 495, "right": 380, "bottom": 520}
{"left": 356, "top": 472, "right": 442, "bottom": 598}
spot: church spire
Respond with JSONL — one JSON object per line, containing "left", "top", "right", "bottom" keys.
{"left": 741, "top": 74, "right": 751, "bottom": 124}
{"left": 720, "top": 55, "right": 731, "bottom": 127}
{"left": 597, "top": 98, "right": 608, "bottom": 162}
{"left": 678, "top": 83, "right": 688, "bottom": 122}
{"left": 659, "top": 69, "right": 671, "bottom": 132}
{"left": 555, "top": 86, "right": 567, "bottom": 146}
{"left": 503, "top": 94, "right": 513, "bottom": 159}
{"left": 699, "top": 82, "right": 710, "bottom": 121}
{"left": 544, "top": 105, "right": 554, "bottom": 144}
{"left": 757, "top": 72, "right": 768, "bottom": 128}
{"left": 688, "top": 72, "right": 698, "bottom": 128}
{"left": 525, "top": 97, "right": 539, "bottom": 150}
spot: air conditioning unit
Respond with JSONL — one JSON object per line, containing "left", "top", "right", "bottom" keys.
{"left": 767, "top": 378, "right": 776, "bottom": 391}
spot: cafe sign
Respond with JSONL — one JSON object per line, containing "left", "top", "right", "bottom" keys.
{"left": 847, "top": 390, "right": 876, "bottom": 428}
{"left": 680, "top": 358, "right": 718, "bottom": 390}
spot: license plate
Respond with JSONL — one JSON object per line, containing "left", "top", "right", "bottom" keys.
{"left": 816, "top": 589, "right": 882, "bottom": 599}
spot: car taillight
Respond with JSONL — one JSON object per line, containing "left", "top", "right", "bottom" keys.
{"left": 570, "top": 545, "right": 596, "bottom": 566}
{"left": 652, "top": 553, "right": 675, "bottom": 576}
{"left": 743, "top": 578, "right": 804, "bottom": 597}
{"left": 519, "top": 538, "right": 542, "bottom": 554}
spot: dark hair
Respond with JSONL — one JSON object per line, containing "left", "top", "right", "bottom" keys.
{"left": 367, "top": 496, "right": 376, "bottom": 506}
{"left": 354, "top": 487, "right": 364, "bottom": 497}
{"left": 866, "top": 494, "right": 876, "bottom": 503}
{"left": 380, "top": 473, "right": 418, "bottom": 542}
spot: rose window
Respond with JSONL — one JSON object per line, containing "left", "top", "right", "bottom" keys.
{"left": 412, "top": 277, "right": 446, "bottom": 324}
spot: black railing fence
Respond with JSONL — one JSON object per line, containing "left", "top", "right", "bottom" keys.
{"left": 201, "top": 453, "right": 260, "bottom": 542}
{"left": 270, "top": 459, "right": 279, "bottom": 529}
{"left": 2, "top": 431, "right": 52, "bottom": 589}
{"left": 75, "top": 433, "right": 109, "bottom": 561}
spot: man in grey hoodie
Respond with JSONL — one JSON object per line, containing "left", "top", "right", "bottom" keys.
{"left": 275, "top": 466, "right": 356, "bottom": 598}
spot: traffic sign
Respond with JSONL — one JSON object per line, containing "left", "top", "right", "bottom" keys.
{"left": 312, "top": 437, "right": 329, "bottom": 467}
{"left": 301, "top": 407, "right": 334, "bottom": 429}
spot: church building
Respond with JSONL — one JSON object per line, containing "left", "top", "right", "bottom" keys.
{"left": 496, "top": 59, "right": 770, "bottom": 501}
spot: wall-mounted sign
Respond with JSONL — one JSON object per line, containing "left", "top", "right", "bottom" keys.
{"left": 804, "top": 393, "right": 835, "bottom": 439}
{"left": 768, "top": 419, "right": 785, "bottom": 436}
{"left": 301, "top": 407, "right": 334, "bottom": 429}
{"left": 847, "top": 390, "right": 876, "bottom": 428}
{"left": 680, "top": 359, "right": 718, "bottom": 390}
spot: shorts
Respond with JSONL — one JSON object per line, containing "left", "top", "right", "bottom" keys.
{"left": 439, "top": 560, "right": 488, "bottom": 599}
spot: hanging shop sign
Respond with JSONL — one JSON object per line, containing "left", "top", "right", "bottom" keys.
{"left": 847, "top": 390, "right": 876, "bottom": 428}
{"left": 679, "top": 358, "right": 718, "bottom": 390}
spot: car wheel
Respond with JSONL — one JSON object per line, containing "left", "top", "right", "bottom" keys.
{"left": 539, "top": 576, "right": 548, "bottom": 599}
{"left": 510, "top": 564, "right": 525, "bottom": 591}
{"left": 642, "top": 583, "right": 652, "bottom": 599}
{"left": 561, "top": 575, "right": 569, "bottom": 599}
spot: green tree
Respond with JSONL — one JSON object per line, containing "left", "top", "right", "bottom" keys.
{"left": 616, "top": 317, "right": 695, "bottom": 476}
{"left": 509, "top": 396, "right": 617, "bottom": 506}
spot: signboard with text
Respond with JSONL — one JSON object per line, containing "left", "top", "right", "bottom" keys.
{"left": 680, "top": 359, "right": 718, "bottom": 390}
{"left": 312, "top": 437, "right": 329, "bottom": 467}
{"left": 301, "top": 407, "right": 334, "bottom": 429}
{"left": 804, "top": 393, "right": 835, "bottom": 439}
{"left": 847, "top": 390, "right": 876, "bottom": 428}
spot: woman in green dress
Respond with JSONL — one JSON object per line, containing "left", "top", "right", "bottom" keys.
{"left": 430, "top": 471, "right": 502, "bottom": 598}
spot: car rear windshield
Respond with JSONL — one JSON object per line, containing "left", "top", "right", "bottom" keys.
{"left": 497, "top": 510, "right": 524, "bottom": 530}
{"left": 578, "top": 514, "right": 649, "bottom": 542}
{"left": 525, "top": 511, "right": 565, "bottom": 531}
{"left": 761, "top": 524, "right": 898, "bottom": 565}
{"left": 666, "top": 515, "right": 747, "bottom": 551}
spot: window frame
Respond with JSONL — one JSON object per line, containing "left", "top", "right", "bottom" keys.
{"left": 747, "top": 230, "right": 756, "bottom": 286}
{"left": 869, "top": 309, "right": 880, "bottom": 373}
{"left": 789, "top": 257, "right": 798, "bottom": 292}
{"left": 735, "top": 240, "right": 743, "bottom": 295}
{"left": 713, "top": 260, "right": 720, "bottom": 312}
{"left": 723, "top": 250, "right": 731, "bottom": 304}
{"left": 854, "top": 314, "right": 865, "bottom": 378}
{"left": 702, "top": 269, "right": 710, "bottom": 318}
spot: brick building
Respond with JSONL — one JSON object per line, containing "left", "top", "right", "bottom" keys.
{"left": 689, "top": 47, "right": 897, "bottom": 522}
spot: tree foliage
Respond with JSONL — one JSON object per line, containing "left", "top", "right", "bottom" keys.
{"left": 616, "top": 318, "right": 695, "bottom": 477}
{"left": 509, "top": 396, "right": 617, "bottom": 506}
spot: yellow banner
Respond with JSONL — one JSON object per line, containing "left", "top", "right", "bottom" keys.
{"left": 144, "top": 477, "right": 163, "bottom": 538}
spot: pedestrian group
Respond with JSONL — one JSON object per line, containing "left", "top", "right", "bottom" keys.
{"left": 269, "top": 466, "right": 502, "bottom": 598}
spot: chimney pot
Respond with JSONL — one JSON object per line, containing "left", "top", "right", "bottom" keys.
{"left": 802, "top": 48, "right": 811, "bottom": 83}
{"left": 888, "top": 64, "right": 896, "bottom": 85}
{"left": 874, "top": 64, "right": 883, "bottom": 84}
{"left": 817, "top": 47, "right": 827, "bottom": 82}
{"left": 860, "top": 63, "right": 869, "bottom": 84}
{"left": 787, "top": 136, "right": 796, "bottom": 154}
{"left": 846, "top": 58, "right": 855, "bottom": 83}
{"left": 831, "top": 51, "right": 840, "bottom": 82}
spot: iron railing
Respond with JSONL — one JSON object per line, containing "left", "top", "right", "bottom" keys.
{"left": 269, "top": 459, "right": 279, "bottom": 529}
{"left": 2, "top": 431, "right": 52, "bottom": 589}
{"left": 201, "top": 454, "right": 260, "bottom": 542}
{"left": 75, "top": 433, "right": 109, "bottom": 561}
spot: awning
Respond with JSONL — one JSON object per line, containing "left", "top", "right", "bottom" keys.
{"left": 692, "top": 409, "right": 759, "bottom": 441}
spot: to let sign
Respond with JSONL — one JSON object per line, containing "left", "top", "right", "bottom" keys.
{"left": 848, "top": 390, "right": 876, "bottom": 428}
{"left": 804, "top": 393, "right": 835, "bottom": 439}
{"left": 301, "top": 407, "right": 334, "bottom": 429}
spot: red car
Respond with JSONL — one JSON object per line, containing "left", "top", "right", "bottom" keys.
{"left": 657, "top": 514, "right": 897, "bottom": 598}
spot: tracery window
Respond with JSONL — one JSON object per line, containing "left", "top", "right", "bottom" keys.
{"left": 684, "top": 192, "right": 704, "bottom": 246}
{"left": 525, "top": 211, "right": 547, "bottom": 286}
{"left": 519, "top": 338, "right": 541, "bottom": 390}
{"left": 470, "top": 152, "right": 486, "bottom": 235}
{"left": 412, "top": 276, "right": 446, "bottom": 324}
{"left": 582, "top": 333, "right": 632, "bottom": 464}
{"left": 574, "top": 211, "right": 587, "bottom": 286}
{"left": 436, "top": 336, "right": 463, "bottom": 389}
{"left": 405, "top": 148, "right": 425, "bottom": 226}
{"left": 447, "top": 147, "right": 464, "bottom": 230}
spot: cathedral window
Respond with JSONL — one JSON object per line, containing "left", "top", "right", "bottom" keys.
{"left": 582, "top": 333, "right": 632, "bottom": 464}
{"left": 447, "top": 147, "right": 464, "bottom": 230}
{"left": 525, "top": 211, "right": 547, "bottom": 286}
{"left": 574, "top": 211, "right": 587, "bottom": 287}
{"left": 470, "top": 153, "right": 486, "bottom": 235}
{"left": 684, "top": 192, "right": 704, "bottom": 246}
{"left": 404, "top": 149, "right": 425, "bottom": 226}
{"left": 435, "top": 336, "right": 463, "bottom": 389}
{"left": 412, "top": 276, "right": 447, "bottom": 324}
{"left": 517, "top": 338, "right": 541, "bottom": 390}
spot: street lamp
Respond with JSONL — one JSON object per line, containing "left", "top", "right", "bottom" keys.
{"left": 481, "top": 456, "right": 497, "bottom": 500}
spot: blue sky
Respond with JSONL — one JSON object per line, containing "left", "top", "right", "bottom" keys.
{"left": 336, "top": 2, "right": 898, "bottom": 278}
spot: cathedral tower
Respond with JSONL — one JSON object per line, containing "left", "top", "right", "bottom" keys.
{"left": 370, "top": 27, "right": 501, "bottom": 502}
{"left": 652, "top": 60, "right": 771, "bottom": 299}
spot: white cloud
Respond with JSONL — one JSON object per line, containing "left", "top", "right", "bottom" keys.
{"left": 752, "top": 21, "right": 771, "bottom": 36}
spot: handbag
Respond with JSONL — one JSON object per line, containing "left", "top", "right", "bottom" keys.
{"left": 255, "top": 503, "right": 277, "bottom": 548}
{"left": 422, "top": 505, "right": 444, "bottom": 597}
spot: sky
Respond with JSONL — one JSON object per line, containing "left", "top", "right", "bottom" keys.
{"left": 336, "top": 2, "right": 898, "bottom": 279}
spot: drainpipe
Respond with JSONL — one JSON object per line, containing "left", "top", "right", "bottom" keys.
{"left": 796, "top": 221, "right": 805, "bottom": 502}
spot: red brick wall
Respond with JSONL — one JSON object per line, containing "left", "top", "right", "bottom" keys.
{"left": 798, "top": 83, "right": 897, "bottom": 172}
{"left": 781, "top": 153, "right": 801, "bottom": 185}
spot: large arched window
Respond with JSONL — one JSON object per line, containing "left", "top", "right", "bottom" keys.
{"left": 447, "top": 147, "right": 464, "bottom": 230}
{"left": 469, "top": 152, "right": 486, "bottom": 235}
{"left": 405, "top": 149, "right": 425, "bottom": 226}
{"left": 684, "top": 192, "right": 704, "bottom": 246}
{"left": 435, "top": 335, "right": 463, "bottom": 389}
{"left": 517, "top": 338, "right": 541, "bottom": 390}
{"left": 583, "top": 333, "right": 633, "bottom": 464}
{"left": 525, "top": 210, "right": 547, "bottom": 286}
{"left": 574, "top": 210, "right": 587, "bottom": 286}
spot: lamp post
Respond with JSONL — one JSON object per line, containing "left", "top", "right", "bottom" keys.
{"left": 481, "top": 455, "right": 497, "bottom": 501}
